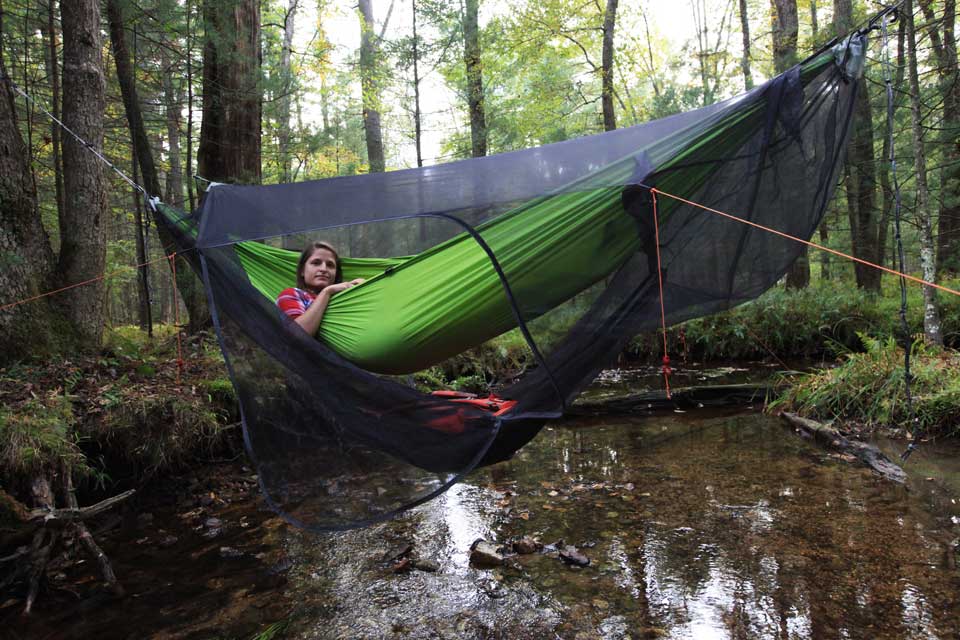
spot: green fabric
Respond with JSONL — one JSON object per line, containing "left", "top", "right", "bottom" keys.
{"left": 237, "top": 182, "right": 639, "bottom": 374}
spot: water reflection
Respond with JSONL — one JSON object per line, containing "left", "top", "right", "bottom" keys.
{"left": 286, "top": 410, "right": 960, "bottom": 639}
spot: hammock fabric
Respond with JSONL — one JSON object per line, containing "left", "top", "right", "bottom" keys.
{"left": 157, "top": 33, "right": 866, "bottom": 530}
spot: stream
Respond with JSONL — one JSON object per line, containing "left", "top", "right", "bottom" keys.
{"left": 9, "top": 365, "right": 960, "bottom": 639}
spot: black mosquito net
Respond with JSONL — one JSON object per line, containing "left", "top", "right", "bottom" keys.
{"left": 158, "top": 33, "right": 867, "bottom": 530}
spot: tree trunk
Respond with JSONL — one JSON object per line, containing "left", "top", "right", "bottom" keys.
{"left": 463, "top": 0, "right": 486, "bottom": 156}
{"left": 0, "top": 60, "right": 60, "bottom": 364}
{"left": 42, "top": 0, "right": 64, "bottom": 226}
{"left": 601, "top": 0, "right": 618, "bottom": 131}
{"left": 130, "top": 137, "right": 152, "bottom": 333}
{"left": 738, "top": 0, "right": 753, "bottom": 90}
{"left": 359, "top": 0, "right": 386, "bottom": 171}
{"left": 877, "top": 16, "right": 905, "bottom": 275}
{"left": 107, "top": 0, "right": 211, "bottom": 333}
{"left": 58, "top": 0, "right": 107, "bottom": 349}
{"left": 197, "top": 0, "right": 262, "bottom": 185}
{"left": 412, "top": 0, "right": 423, "bottom": 168}
{"left": 278, "top": 0, "right": 298, "bottom": 182}
{"left": 835, "top": 0, "right": 881, "bottom": 291}
{"left": 918, "top": 0, "right": 960, "bottom": 276}
{"left": 905, "top": 0, "right": 943, "bottom": 345}
{"left": 771, "top": 0, "right": 808, "bottom": 289}
{"left": 162, "top": 48, "right": 185, "bottom": 208}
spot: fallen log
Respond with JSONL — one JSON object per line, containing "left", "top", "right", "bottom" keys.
{"left": 28, "top": 489, "right": 136, "bottom": 526}
{"left": 569, "top": 383, "right": 774, "bottom": 416}
{"left": 779, "top": 412, "right": 907, "bottom": 484}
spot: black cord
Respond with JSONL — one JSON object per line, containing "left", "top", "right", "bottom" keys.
{"left": 878, "top": 11, "right": 919, "bottom": 462}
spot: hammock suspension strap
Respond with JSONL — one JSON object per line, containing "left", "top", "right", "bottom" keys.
{"left": 651, "top": 190, "right": 672, "bottom": 399}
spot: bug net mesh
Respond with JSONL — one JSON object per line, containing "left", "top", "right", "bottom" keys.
{"left": 157, "top": 35, "right": 865, "bottom": 530}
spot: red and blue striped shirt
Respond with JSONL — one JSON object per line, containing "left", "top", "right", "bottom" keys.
{"left": 276, "top": 287, "right": 316, "bottom": 320}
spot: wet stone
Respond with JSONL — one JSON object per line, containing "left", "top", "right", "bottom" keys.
{"left": 392, "top": 557, "right": 413, "bottom": 573}
{"left": 412, "top": 558, "right": 440, "bottom": 572}
{"left": 158, "top": 534, "right": 178, "bottom": 548}
{"left": 382, "top": 541, "right": 413, "bottom": 562}
{"left": 469, "top": 540, "right": 504, "bottom": 567}
{"left": 513, "top": 536, "right": 541, "bottom": 555}
{"left": 560, "top": 545, "right": 590, "bottom": 566}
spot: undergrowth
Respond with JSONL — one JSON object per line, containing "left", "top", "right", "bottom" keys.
{"left": 770, "top": 335, "right": 960, "bottom": 437}
{"left": 0, "top": 324, "right": 237, "bottom": 493}
{"left": 629, "top": 278, "right": 960, "bottom": 362}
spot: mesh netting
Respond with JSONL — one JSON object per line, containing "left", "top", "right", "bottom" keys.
{"left": 158, "top": 35, "right": 865, "bottom": 529}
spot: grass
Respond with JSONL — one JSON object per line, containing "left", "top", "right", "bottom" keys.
{"left": 629, "top": 277, "right": 960, "bottom": 362}
{"left": 770, "top": 334, "right": 960, "bottom": 437}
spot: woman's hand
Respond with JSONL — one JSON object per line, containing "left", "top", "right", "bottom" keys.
{"left": 323, "top": 278, "right": 365, "bottom": 296}
{"left": 294, "top": 278, "right": 366, "bottom": 336}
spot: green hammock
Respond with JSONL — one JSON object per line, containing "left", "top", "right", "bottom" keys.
{"left": 237, "top": 184, "right": 639, "bottom": 374}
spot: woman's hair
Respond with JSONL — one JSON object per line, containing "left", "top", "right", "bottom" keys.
{"left": 296, "top": 241, "right": 343, "bottom": 290}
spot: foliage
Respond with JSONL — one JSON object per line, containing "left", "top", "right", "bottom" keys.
{"left": 771, "top": 336, "right": 960, "bottom": 437}
{"left": 629, "top": 278, "right": 960, "bottom": 362}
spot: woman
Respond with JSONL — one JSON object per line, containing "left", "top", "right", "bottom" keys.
{"left": 276, "top": 241, "right": 364, "bottom": 336}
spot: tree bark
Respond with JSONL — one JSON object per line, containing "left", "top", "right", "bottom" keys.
{"left": 58, "top": 0, "right": 107, "bottom": 349}
{"left": 738, "top": 0, "right": 753, "bottom": 91}
{"left": 905, "top": 0, "right": 943, "bottom": 345}
{"left": 0, "top": 58, "right": 61, "bottom": 364}
{"left": 600, "top": 0, "right": 618, "bottom": 131}
{"left": 918, "top": 0, "right": 960, "bottom": 276}
{"left": 412, "top": 0, "right": 423, "bottom": 168}
{"left": 359, "top": 0, "right": 386, "bottom": 171}
{"left": 835, "top": 0, "right": 881, "bottom": 291}
{"left": 463, "top": 0, "right": 486, "bottom": 156}
{"left": 162, "top": 48, "right": 185, "bottom": 208}
{"left": 278, "top": 0, "right": 298, "bottom": 182}
{"left": 42, "top": 0, "right": 64, "bottom": 225}
{"left": 197, "top": 0, "right": 262, "bottom": 185}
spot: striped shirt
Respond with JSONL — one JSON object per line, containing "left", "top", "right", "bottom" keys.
{"left": 276, "top": 287, "right": 316, "bottom": 320}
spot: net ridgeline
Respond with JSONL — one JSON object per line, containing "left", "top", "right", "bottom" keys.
{"left": 156, "top": 34, "right": 867, "bottom": 530}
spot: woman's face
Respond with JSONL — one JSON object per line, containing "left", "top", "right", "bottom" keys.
{"left": 301, "top": 247, "right": 337, "bottom": 292}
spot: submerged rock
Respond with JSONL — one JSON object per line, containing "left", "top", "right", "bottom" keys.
{"left": 469, "top": 540, "right": 504, "bottom": 567}
{"left": 559, "top": 545, "right": 590, "bottom": 567}
{"left": 412, "top": 558, "right": 440, "bottom": 572}
{"left": 513, "top": 536, "right": 541, "bottom": 555}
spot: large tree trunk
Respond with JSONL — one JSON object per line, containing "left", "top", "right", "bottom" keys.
{"left": 359, "top": 0, "right": 386, "bottom": 172}
{"left": 463, "top": 0, "right": 486, "bottom": 156}
{"left": 107, "top": 0, "right": 211, "bottom": 333}
{"left": 835, "top": 0, "right": 881, "bottom": 291}
{"left": 0, "top": 61, "right": 60, "bottom": 364}
{"left": 905, "top": 0, "right": 943, "bottom": 345}
{"left": 197, "top": 0, "right": 262, "bottom": 185}
{"left": 600, "top": 0, "right": 618, "bottom": 132}
{"left": 738, "top": 0, "right": 753, "bottom": 91}
{"left": 58, "top": 0, "right": 107, "bottom": 348}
